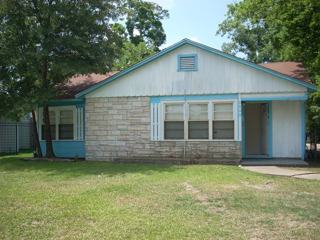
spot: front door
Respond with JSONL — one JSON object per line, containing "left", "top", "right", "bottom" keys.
{"left": 244, "top": 102, "right": 270, "bottom": 158}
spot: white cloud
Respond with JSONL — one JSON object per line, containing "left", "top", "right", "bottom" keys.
{"left": 150, "top": 0, "right": 175, "bottom": 9}
{"left": 189, "top": 36, "right": 201, "bottom": 43}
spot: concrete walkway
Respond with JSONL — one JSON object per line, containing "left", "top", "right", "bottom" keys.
{"left": 241, "top": 166, "right": 320, "bottom": 180}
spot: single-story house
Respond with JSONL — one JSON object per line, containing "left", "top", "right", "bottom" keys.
{"left": 36, "top": 38, "right": 317, "bottom": 164}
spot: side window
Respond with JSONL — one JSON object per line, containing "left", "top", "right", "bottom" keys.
{"left": 212, "top": 103, "right": 234, "bottom": 139}
{"left": 164, "top": 104, "right": 184, "bottom": 139}
{"left": 41, "top": 111, "right": 56, "bottom": 140}
{"left": 59, "top": 110, "right": 74, "bottom": 140}
{"left": 188, "top": 103, "right": 208, "bottom": 139}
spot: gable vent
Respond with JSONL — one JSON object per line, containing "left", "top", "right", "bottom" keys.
{"left": 178, "top": 54, "right": 197, "bottom": 71}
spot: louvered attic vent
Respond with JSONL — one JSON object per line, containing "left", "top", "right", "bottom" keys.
{"left": 177, "top": 54, "right": 198, "bottom": 71}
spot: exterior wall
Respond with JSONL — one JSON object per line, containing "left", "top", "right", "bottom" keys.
{"left": 40, "top": 141, "right": 85, "bottom": 158}
{"left": 85, "top": 97, "right": 241, "bottom": 164}
{"left": 272, "top": 101, "right": 302, "bottom": 158}
{"left": 87, "top": 45, "right": 306, "bottom": 98}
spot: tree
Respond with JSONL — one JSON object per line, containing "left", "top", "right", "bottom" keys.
{"left": 113, "top": 41, "right": 155, "bottom": 70}
{"left": 217, "top": 0, "right": 320, "bottom": 157}
{"left": 217, "top": 0, "right": 320, "bottom": 77}
{"left": 126, "top": 0, "right": 169, "bottom": 50}
{"left": 0, "top": 0, "right": 168, "bottom": 158}
{"left": 0, "top": 0, "right": 123, "bottom": 158}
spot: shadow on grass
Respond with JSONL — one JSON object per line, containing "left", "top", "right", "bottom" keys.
{"left": 0, "top": 154, "right": 181, "bottom": 178}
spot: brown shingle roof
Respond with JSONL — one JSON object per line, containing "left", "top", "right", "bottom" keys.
{"left": 56, "top": 62, "right": 311, "bottom": 100}
{"left": 57, "top": 72, "right": 114, "bottom": 99}
{"left": 260, "top": 61, "right": 311, "bottom": 83}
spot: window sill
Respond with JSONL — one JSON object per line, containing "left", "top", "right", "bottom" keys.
{"left": 154, "top": 139, "right": 239, "bottom": 142}
{"left": 40, "top": 140, "right": 84, "bottom": 142}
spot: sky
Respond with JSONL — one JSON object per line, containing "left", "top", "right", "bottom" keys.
{"left": 151, "top": 0, "right": 236, "bottom": 50}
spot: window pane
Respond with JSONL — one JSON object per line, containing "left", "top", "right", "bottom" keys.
{"left": 188, "top": 121, "right": 209, "bottom": 139}
{"left": 213, "top": 103, "right": 233, "bottom": 120}
{"left": 41, "top": 125, "right": 56, "bottom": 140}
{"left": 189, "top": 104, "right": 208, "bottom": 120}
{"left": 215, "top": 103, "right": 233, "bottom": 112}
{"left": 59, "top": 124, "right": 74, "bottom": 140}
{"left": 165, "top": 104, "right": 184, "bottom": 121}
{"left": 42, "top": 111, "right": 56, "bottom": 124}
{"left": 60, "top": 110, "right": 73, "bottom": 124}
{"left": 164, "top": 121, "right": 184, "bottom": 139}
{"left": 59, "top": 110, "right": 74, "bottom": 140}
{"left": 214, "top": 112, "right": 233, "bottom": 120}
{"left": 213, "top": 121, "right": 234, "bottom": 139}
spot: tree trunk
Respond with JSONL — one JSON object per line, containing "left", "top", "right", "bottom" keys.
{"left": 43, "top": 104, "right": 55, "bottom": 158}
{"left": 31, "top": 109, "right": 42, "bottom": 158}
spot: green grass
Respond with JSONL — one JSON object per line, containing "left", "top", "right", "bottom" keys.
{"left": 0, "top": 153, "right": 319, "bottom": 240}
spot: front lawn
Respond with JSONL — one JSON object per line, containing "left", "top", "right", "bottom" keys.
{"left": 0, "top": 153, "right": 319, "bottom": 240}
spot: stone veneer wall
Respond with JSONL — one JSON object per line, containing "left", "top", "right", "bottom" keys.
{"left": 85, "top": 97, "right": 241, "bottom": 164}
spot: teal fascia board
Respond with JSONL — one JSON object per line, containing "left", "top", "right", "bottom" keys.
{"left": 43, "top": 98, "right": 85, "bottom": 107}
{"left": 241, "top": 93, "right": 308, "bottom": 102}
{"left": 150, "top": 94, "right": 238, "bottom": 104}
{"left": 75, "top": 38, "right": 317, "bottom": 98}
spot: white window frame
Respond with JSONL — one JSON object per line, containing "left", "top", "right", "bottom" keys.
{"left": 212, "top": 102, "right": 235, "bottom": 140}
{"left": 163, "top": 103, "right": 185, "bottom": 140}
{"left": 38, "top": 106, "right": 77, "bottom": 141}
{"left": 160, "top": 100, "right": 237, "bottom": 141}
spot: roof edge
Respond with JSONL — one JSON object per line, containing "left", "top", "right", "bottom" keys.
{"left": 76, "top": 38, "right": 317, "bottom": 98}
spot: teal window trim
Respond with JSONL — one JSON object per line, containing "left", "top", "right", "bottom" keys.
{"left": 301, "top": 101, "right": 306, "bottom": 160}
{"left": 268, "top": 102, "right": 273, "bottom": 158}
{"left": 241, "top": 103, "right": 246, "bottom": 158}
{"left": 177, "top": 54, "right": 198, "bottom": 72}
{"left": 150, "top": 94, "right": 238, "bottom": 104}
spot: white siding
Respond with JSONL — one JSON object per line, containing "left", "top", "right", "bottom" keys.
{"left": 272, "top": 101, "right": 301, "bottom": 158}
{"left": 87, "top": 45, "right": 306, "bottom": 98}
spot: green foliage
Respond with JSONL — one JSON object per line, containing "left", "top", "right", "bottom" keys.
{"left": 0, "top": 0, "right": 168, "bottom": 120}
{"left": 126, "top": 0, "right": 169, "bottom": 50}
{"left": 217, "top": 0, "right": 320, "bottom": 147}
{"left": 217, "top": 0, "right": 320, "bottom": 78}
{"left": 113, "top": 41, "right": 155, "bottom": 70}
{"left": 0, "top": 0, "right": 168, "bottom": 157}
{"left": 0, "top": 0, "right": 122, "bottom": 115}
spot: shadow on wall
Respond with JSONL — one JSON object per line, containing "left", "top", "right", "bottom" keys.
{"left": 0, "top": 155, "right": 182, "bottom": 179}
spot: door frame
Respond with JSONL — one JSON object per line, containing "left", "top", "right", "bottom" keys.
{"left": 242, "top": 101, "right": 272, "bottom": 159}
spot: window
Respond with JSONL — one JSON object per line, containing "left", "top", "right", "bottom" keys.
{"left": 156, "top": 101, "right": 236, "bottom": 141}
{"left": 40, "top": 107, "right": 75, "bottom": 141}
{"left": 41, "top": 111, "right": 56, "bottom": 140}
{"left": 178, "top": 54, "right": 197, "bottom": 71}
{"left": 188, "top": 103, "right": 208, "bottom": 139}
{"left": 164, "top": 104, "right": 184, "bottom": 139}
{"left": 213, "top": 103, "right": 234, "bottom": 139}
{"left": 59, "top": 110, "right": 74, "bottom": 140}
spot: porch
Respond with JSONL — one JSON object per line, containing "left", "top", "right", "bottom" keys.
{"left": 240, "top": 158, "right": 308, "bottom": 166}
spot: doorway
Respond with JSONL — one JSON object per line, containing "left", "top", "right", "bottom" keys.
{"left": 243, "top": 102, "right": 270, "bottom": 158}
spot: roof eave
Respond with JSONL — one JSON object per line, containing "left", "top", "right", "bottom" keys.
{"left": 75, "top": 38, "right": 317, "bottom": 98}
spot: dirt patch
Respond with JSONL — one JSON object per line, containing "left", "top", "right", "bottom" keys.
{"left": 182, "top": 182, "right": 226, "bottom": 213}
{"left": 241, "top": 181, "right": 275, "bottom": 190}
{"left": 182, "top": 182, "right": 210, "bottom": 205}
